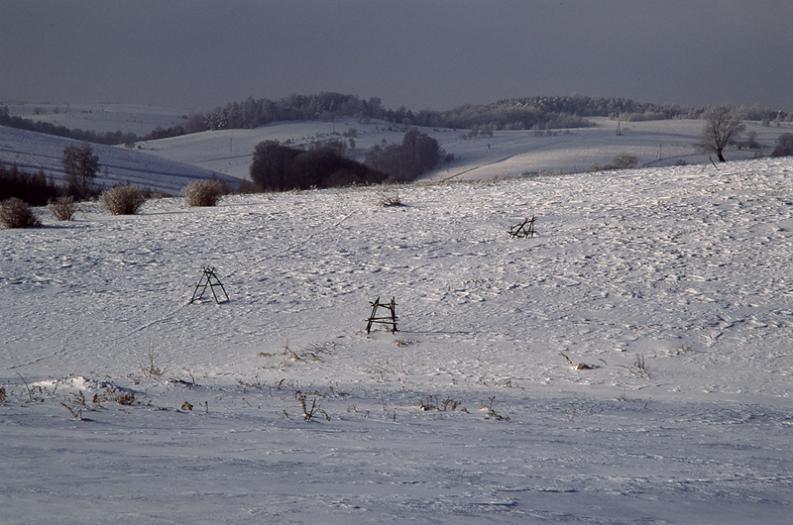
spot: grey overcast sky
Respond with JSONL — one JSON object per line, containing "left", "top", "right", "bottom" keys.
{"left": 2, "top": 0, "right": 793, "bottom": 111}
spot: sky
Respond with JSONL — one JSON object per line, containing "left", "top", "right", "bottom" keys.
{"left": 2, "top": 0, "right": 793, "bottom": 112}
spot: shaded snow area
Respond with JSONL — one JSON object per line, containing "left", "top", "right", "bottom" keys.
{"left": 0, "top": 126, "right": 237, "bottom": 194}
{"left": 2, "top": 158, "right": 793, "bottom": 524}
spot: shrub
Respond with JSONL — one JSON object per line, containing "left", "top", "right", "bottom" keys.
{"left": 771, "top": 133, "right": 793, "bottom": 157}
{"left": 0, "top": 197, "right": 40, "bottom": 228}
{"left": 184, "top": 180, "right": 225, "bottom": 207}
{"left": 101, "top": 185, "right": 145, "bottom": 215}
{"left": 48, "top": 196, "right": 75, "bottom": 221}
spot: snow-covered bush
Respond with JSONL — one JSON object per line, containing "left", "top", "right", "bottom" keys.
{"left": 184, "top": 180, "right": 225, "bottom": 207}
{"left": 0, "top": 197, "right": 40, "bottom": 228}
{"left": 48, "top": 196, "right": 75, "bottom": 221}
{"left": 101, "top": 185, "right": 145, "bottom": 215}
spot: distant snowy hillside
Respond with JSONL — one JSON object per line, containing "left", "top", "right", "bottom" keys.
{"left": 137, "top": 117, "right": 792, "bottom": 182}
{"left": 0, "top": 125, "right": 238, "bottom": 194}
{"left": 2, "top": 102, "right": 188, "bottom": 135}
{"left": 2, "top": 158, "right": 792, "bottom": 524}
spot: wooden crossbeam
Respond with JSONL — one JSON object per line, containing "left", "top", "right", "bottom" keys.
{"left": 190, "top": 266, "right": 229, "bottom": 304}
{"left": 365, "top": 296, "right": 398, "bottom": 334}
{"left": 508, "top": 215, "right": 537, "bottom": 238}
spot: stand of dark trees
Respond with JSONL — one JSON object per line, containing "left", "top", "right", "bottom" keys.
{"left": 0, "top": 162, "right": 62, "bottom": 205}
{"left": 365, "top": 128, "right": 443, "bottom": 182}
{"left": 250, "top": 141, "right": 386, "bottom": 191}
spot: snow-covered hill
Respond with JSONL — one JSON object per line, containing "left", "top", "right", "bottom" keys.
{"left": 2, "top": 158, "right": 793, "bottom": 524}
{"left": 2, "top": 102, "right": 188, "bottom": 135}
{"left": 136, "top": 117, "right": 792, "bottom": 182}
{"left": 0, "top": 125, "right": 238, "bottom": 194}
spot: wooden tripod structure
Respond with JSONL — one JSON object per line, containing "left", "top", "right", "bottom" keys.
{"left": 508, "top": 216, "right": 537, "bottom": 238}
{"left": 365, "top": 296, "right": 398, "bottom": 334}
{"left": 190, "top": 266, "right": 229, "bottom": 304}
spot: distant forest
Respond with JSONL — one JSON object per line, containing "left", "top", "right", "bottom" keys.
{"left": 2, "top": 93, "right": 791, "bottom": 145}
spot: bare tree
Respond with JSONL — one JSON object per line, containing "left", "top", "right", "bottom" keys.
{"left": 700, "top": 107, "right": 745, "bottom": 162}
{"left": 63, "top": 142, "right": 99, "bottom": 195}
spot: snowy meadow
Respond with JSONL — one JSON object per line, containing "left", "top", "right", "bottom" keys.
{"left": 2, "top": 158, "right": 793, "bottom": 524}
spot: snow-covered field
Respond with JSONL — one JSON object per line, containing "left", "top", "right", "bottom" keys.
{"left": 2, "top": 158, "right": 793, "bottom": 524}
{"left": 0, "top": 125, "right": 237, "bottom": 194}
{"left": 2, "top": 102, "right": 188, "bottom": 136}
{"left": 136, "top": 117, "right": 792, "bottom": 183}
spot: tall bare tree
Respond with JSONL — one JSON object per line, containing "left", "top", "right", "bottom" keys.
{"left": 700, "top": 107, "right": 745, "bottom": 162}
{"left": 62, "top": 142, "right": 99, "bottom": 195}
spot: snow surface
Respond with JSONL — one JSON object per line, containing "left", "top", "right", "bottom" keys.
{"left": 2, "top": 158, "right": 793, "bottom": 524}
{"left": 2, "top": 102, "right": 188, "bottom": 135}
{"left": 135, "top": 117, "right": 793, "bottom": 183}
{"left": 0, "top": 125, "right": 238, "bottom": 194}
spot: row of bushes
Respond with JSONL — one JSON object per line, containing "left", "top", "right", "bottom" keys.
{"left": 0, "top": 180, "right": 227, "bottom": 229}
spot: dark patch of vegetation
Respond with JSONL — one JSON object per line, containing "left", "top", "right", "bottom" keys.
{"left": 364, "top": 128, "right": 443, "bottom": 182}
{"left": 250, "top": 140, "right": 386, "bottom": 191}
{"left": 0, "top": 162, "right": 62, "bottom": 205}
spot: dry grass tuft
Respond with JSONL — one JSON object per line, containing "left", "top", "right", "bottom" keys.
{"left": 378, "top": 194, "right": 404, "bottom": 207}
{"left": 140, "top": 351, "right": 166, "bottom": 379}
{"left": 419, "top": 396, "right": 468, "bottom": 413}
{"left": 479, "top": 396, "right": 510, "bottom": 421}
{"left": 560, "top": 351, "right": 601, "bottom": 371}
{"left": 294, "top": 390, "right": 330, "bottom": 422}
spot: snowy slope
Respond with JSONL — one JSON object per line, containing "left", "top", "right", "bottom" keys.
{"left": 2, "top": 102, "right": 188, "bottom": 135}
{"left": 2, "top": 158, "right": 793, "bottom": 524}
{"left": 136, "top": 117, "right": 792, "bottom": 182}
{"left": 0, "top": 125, "right": 238, "bottom": 194}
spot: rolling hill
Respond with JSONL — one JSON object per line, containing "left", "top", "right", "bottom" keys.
{"left": 0, "top": 125, "right": 238, "bottom": 194}
{"left": 2, "top": 157, "right": 792, "bottom": 524}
